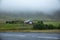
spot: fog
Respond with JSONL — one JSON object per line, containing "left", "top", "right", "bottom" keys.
{"left": 0, "top": 0, "right": 60, "bottom": 13}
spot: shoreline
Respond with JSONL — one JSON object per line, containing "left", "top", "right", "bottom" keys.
{"left": 0, "top": 29, "right": 60, "bottom": 33}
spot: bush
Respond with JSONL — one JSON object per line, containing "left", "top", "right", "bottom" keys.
{"left": 39, "top": 24, "right": 45, "bottom": 29}
{"left": 33, "top": 21, "right": 56, "bottom": 30}
{"left": 38, "top": 21, "right": 44, "bottom": 24}
{"left": 57, "top": 24, "right": 60, "bottom": 29}
{"left": 48, "top": 24, "right": 56, "bottom": 29}
{"left": 44, "top": 24, "right": 49, "bottom": 29}
{"left": 33, "top": 21, "right": 45, "bottom": 30}
{"left": 33, "top": 23, "right": 40, "bottom": 30}
{"left": 6, "top": 21, "right": 17, "bottom": 24}
{"left": 6, "top": 20, "right": 24, "bottom": 24}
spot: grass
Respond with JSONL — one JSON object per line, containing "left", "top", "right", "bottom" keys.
{"left": 44, "top": 21, "right": 60, "bottom": 27}
{"left": 0, "top": 21, "right": 60, "bottom": 32}
{"left": 0, "top": 21, "right": 60, "bottom": 29}
{"left": 0, "top": 24, "right": 33, "bottom": 29}
{"left": 0, "top": 29, "right": 60, "bottom": 33}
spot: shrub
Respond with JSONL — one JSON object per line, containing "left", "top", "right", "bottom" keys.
{"left": 39, "top": 24, "right": 45, "bottom": 29}
{"left": 38, "top": 21, "right": 44, "bottom": 24}
{"left": 6, "top": 20, "right": 24, "bottom": 24}
{"left": 44, "top": 24, "right": 49, "bottom": 29}
{"left": 33, "top": 21, "right": 56, "bottom": 30}
{"left": 57, "top": 24, "right": 60, "bottom": 29}
{"left": 33, "top": 21, "right": 44, "bottom": 30}
{"left": 47, "top": 24, "right": 55, "bottom": 29}
{"left": 33, "top": 23, "right": 40, "bottom": 30}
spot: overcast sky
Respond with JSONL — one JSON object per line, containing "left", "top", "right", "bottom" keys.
{"left": 0, "top": 0, "right": 60, "bottom": 13}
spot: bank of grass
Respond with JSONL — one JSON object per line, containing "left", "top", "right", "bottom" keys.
{"left": 0, "top": 29, "right": 60, "bottom": 33}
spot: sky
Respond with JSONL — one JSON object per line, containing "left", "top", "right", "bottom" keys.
{"left": 0, "top": 0, "right": 60, "bottom": 13}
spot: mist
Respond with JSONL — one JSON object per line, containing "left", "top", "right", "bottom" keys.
{"left": 0, "top": 0, "right": 60, "bottom": 14}
{"left": 0, "top": 0, "right": 60, "bottom": 20}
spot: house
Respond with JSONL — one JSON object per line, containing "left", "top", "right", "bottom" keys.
{"left": 24, "top": 20, "right": 33, "bottom": 24}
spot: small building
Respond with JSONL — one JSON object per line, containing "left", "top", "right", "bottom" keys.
{"left": 24, "top": 20, "right": 33, "bottom": 24}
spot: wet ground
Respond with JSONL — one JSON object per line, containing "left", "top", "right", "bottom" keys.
{"left": 0, "top": 32, "right": 60, "bottom": 40}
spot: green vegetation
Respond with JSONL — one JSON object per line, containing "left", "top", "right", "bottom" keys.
{"left": 33, "top": 21, "right": 60, "bottom": 30}
{"left": 57, "top": 24, "right": 60, "bottom": 29}
{"left": 0, "top": 24, "right": 33, "bottom": 30}
{"left": 44, "top": 21, "right": 60, "bottom": 27}
{"left": 0, "top": 20, "right": 60, "bottom": 30}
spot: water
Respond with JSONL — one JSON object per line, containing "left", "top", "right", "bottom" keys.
{"left": 0, "top": 32, "right": 60, "bottom": 40}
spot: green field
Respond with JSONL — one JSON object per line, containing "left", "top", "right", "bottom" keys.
{"left": 0, "top": 21, "right": 60, "bottom": 29}
{"left": 0, "top": 24, "right": 33, "bottom": 29}
{"left": 44, "top": 21, "right": 60, "bottom": 27}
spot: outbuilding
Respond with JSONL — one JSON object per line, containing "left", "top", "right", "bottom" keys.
{"left": 24, "top": 20, "right": 33, "bottom": 24}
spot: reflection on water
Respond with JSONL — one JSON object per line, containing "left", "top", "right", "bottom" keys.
{"left": 0, "top": 32, "right": 60, "bottom": 40}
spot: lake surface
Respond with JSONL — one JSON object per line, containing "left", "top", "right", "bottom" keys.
{"left": 0, "top": 32, "right": 60, "bottom": 40}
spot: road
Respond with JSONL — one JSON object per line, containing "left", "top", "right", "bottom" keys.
{"left": 0, "top": 32, "right": 60, "bottom": 40}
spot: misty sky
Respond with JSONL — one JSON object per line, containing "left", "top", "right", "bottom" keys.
{"left": 0, "top": 0, "right": 60, "bottom": 13}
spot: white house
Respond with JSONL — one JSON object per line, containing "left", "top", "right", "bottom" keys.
{"left": 24, "top": 20, "right": 33, "bottom": 24}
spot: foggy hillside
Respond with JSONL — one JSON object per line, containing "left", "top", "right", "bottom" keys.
{"left": 0, "top": 10, "right": 60, "bottom": 21}
{"left": 0, "top": 0, "right": 60, "bottom": 21}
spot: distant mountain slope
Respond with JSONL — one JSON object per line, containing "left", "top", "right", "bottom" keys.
{"left": 0, "top": 10, "right": 60, "bottom": 21}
